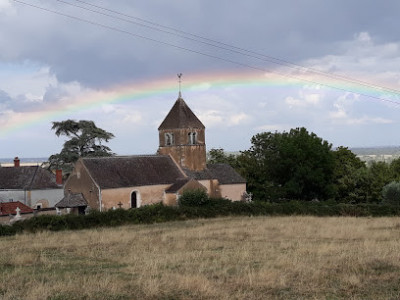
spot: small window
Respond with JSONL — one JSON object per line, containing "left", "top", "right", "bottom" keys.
{"left": 35, "top": 204, "right": 42, "bottom": 209}
{"left": 165, "top": 133, "right": 174, "bottom": 146}
{"left": 131, "top": 191, "right": 138, "bottom": 208}
{"left": 188, "top": 132, "right": 197, "bottom": 145}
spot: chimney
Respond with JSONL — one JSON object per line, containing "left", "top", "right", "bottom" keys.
{"left": 14, "top": 157, "right": 20, "bottom": 168}
{"left": 56, "top": 169, "right": 63, "bottom": 185}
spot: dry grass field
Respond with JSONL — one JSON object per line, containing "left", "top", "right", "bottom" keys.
{"left": 1, "top": 216, "right": 400, "bottom": 299}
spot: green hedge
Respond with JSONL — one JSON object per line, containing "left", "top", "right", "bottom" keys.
{"left": 2, "top": 200, "right": 400, "bottom": 237}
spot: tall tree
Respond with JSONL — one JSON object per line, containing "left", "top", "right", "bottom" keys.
{"left": 332, "top": 146, "right": 367, "bottom": 203}
{"left": 48, "top": 120, "right": 114, "bottom": 174}
{"left": 241, "top": 127, "right": 335, "bottom": 201}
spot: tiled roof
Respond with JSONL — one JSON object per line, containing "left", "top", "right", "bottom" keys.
{"left": 0, "top": 201, "right": 34, "bottom": 215}
{"left": 158, "top": 97, "right": 205, "bottom": 130}
{"left": 55, "top": 193, "right": 87, "bottom": 208}
{"left": 165, "top": 178, "right": 190, "bottom": 193}
{"left": 0, "top": 166, "right": 61, "bottom": 190}
{"left": 82, "top": 155, "right": 186, "bottom": 189}
{"left": 184, "top": 164, "right": 246, "bottom": 184}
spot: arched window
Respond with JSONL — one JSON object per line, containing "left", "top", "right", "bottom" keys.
{"left": 165, "top": 133, "right": 174, "bottom": 146}
{"left": 131, "top": 191, "right": 141, "bottom": 208}
{"left": 188, "top": 132, "right": 197, "bottom": 145}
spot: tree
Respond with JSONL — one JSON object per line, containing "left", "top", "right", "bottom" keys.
{"left": 332, "top": 146, "right": 367, "bottom": 203}
{"left": 208, "top": 148, "right": 238, "bottom": 167}
{"left": 368, "top": 161, "right": 393, "bottom": 202}
{"left": 241, "top": 127, "right": 335, "bottom": 201}
{"left": 390, "top": 158, "right": 400, "bottom": 181}
{"left": 48, "top": 120, "right": 114, "bottom": 174}
{"left": 382, "top": 181, "right": 400, "bottom": 206}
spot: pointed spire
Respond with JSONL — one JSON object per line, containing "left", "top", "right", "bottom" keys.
{"left": 158, "top": 98, "right": 205, "bottom": 130}
{"left": 177, "top": 73, "right": 183, "bottom": 98}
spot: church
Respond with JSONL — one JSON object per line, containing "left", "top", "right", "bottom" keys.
{"left": 61, "top": 92, "right": 247, "bottom": 211}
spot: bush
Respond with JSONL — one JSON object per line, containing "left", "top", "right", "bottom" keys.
{"left": 0, "top": 224, "right": 17, "bottom": 236}
{"left": 382, "top": 181, "right": 400, "bottom": 206}
{"left": 3, "top": 200, "right": 400, "bottom": 237}
{"left": 178, "top": 189, "right": 210, "bottom": 206}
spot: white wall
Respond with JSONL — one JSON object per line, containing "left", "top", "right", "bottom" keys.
{"left": 0, "top": 190, "right": 26, "bottom": 204}
{"left": 31, "top": 189, "right": 64, "bottom": 208}
{"left": 0, "top": 188, "right": 63, "bottom": 208}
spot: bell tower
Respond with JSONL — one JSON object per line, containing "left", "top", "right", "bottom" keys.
{"left": 158, "top": 75, "right": 206, "bottom": 171}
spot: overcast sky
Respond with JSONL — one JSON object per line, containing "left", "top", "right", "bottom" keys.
{"left": 1, "top": 0, "right": 400, "bottom": 159}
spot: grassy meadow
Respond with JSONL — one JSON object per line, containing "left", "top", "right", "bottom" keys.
{"left": 1, "top": 216, "right": 400, "bottom": 299}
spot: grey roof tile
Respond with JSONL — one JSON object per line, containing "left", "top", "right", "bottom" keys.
{"left": 158, "top": 97, "right": 205, "bottom": 130}
{"left": 0, "top": 166, "right": 60, "bottom": 190}
{"left": 184, "top": 164, "right": 246, "bottom": 184}
{"left": 82, "top": 155, "right": 185, "bottom": 189}
{"left": 55, "top": 193, "right": 87, "bottom": 208}
{"left": 165, "top": 178, "right": 190, "bottom": 193}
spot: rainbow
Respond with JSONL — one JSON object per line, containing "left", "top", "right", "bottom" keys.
{"left": 1, "top": 69, "right": 399, "bottom": 137}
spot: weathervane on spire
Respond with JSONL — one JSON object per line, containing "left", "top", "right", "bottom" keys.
{"left": 177, "top": 73, "right": 183, "bottom": 98}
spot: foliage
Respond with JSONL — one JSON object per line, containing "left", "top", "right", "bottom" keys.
{"left": 382, "top": 181, "right": 400, "bottom": 206}
{"left": 332, "top": 146, "right": 368, "bottom": 203}
{"left": 47, "top": 120, "right": 114, "bottom": 174}
{"left": 368, "top": 161, "right": 393, "bottom": 202}
{"left": 390, "top": 158, "right": 400, "bottom": 181}
{"left": 0, "top": 224, "right": 17, "bottom": 236}
{"left": 240, "top": 127, "right": 335, "bottom": 201}
{"left": 208, "top": 148, "right": 239, "bottom": 168}
{"left": 178, "top": 189, "right": 210, "bottom": 206}
{"left": 4, "top": 200, "right": 400, "bottom": 237}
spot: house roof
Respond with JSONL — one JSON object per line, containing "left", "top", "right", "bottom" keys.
{"left": 82, "top": 155, "right": 186, "bottom": 189}
{"left": 158, "top": 97, "right": 205, "bottom": 130}
{"left": 184, "top": 163, "right": 246, "bottom": 185}
{"left": 0, "top": 201, "right": 34, "bottom": 215}
{"left": 0, "top": 166, "right": 61, "bottom": 190}
{"left": 55, "top": 193, "right": 87, "bottom": 208}
{"left": 165, "top": 178, "right": 190, "bottom": 193}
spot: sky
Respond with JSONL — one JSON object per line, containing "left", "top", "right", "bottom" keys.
{"left": 1, "top": 0, "right": 400, "bottom": 158}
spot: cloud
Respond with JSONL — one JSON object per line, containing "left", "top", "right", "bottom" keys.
{"left": 3, "top": 2, "right": 400, "bottom": 156}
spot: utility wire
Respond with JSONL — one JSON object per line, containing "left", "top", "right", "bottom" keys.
{"left": 12, "top": 0, "right": 400, "bottom": 106}
{"left": 67, "top": 0, "right": 400, "bottom": 96}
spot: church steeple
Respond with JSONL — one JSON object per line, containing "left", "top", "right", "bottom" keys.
{"left": 158, "top": 76, "right": 206, "bottom": 171}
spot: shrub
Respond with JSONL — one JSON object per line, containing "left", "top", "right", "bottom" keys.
{"left": 178, "top": 189, "right": 210, "bottom": 206}
{"left": 382, "top": 181, "right": 400, "bottom": 206}
{"left": 3, "top": 200, "right": 400, "bottom": 237}
{"left": 0, "top": 224, "right": 17, "bottom": 236}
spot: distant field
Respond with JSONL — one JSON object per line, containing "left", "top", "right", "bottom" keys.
{"left": 1, "top": 216, "right": 400, "bottom": 299}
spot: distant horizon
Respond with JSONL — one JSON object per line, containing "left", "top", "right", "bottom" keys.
{"left": 1, "top": 145, "right": 400, "bottom": 163}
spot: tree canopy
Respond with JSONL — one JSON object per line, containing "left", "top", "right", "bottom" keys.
{"left": 240, "top": 127, "right": 335, "bottom": 201}
{"left": 208, "top": 148, "right": 238, "bottom": 167}
{"left": 48, "top": 120, "right": 114, "bottom": 174}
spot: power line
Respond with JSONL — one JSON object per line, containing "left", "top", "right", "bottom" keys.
{"left": 65, "top": 0, "right": 400, "bottom": 97}
{"left": 12, "top": 0, "right": 400, "bottom": 106}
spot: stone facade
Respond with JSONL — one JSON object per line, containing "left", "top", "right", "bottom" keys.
{"left": 62, "top": 94, "right": 247, "bottom": 211}
{"left": 64, "top": 159, "right": 101, "bottom": 210}
{"left": 158, "top": 97, "right": 207, "bottom": 171}
{"left": 158, "top": 129, "right": 206, "bottom": 171}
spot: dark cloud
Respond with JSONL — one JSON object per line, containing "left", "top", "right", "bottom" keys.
{"left": 3, "top": 0, "right": 400, "bottom": 89}
{"left": 0, "top": 90, "right": 12, "bottom": 104}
